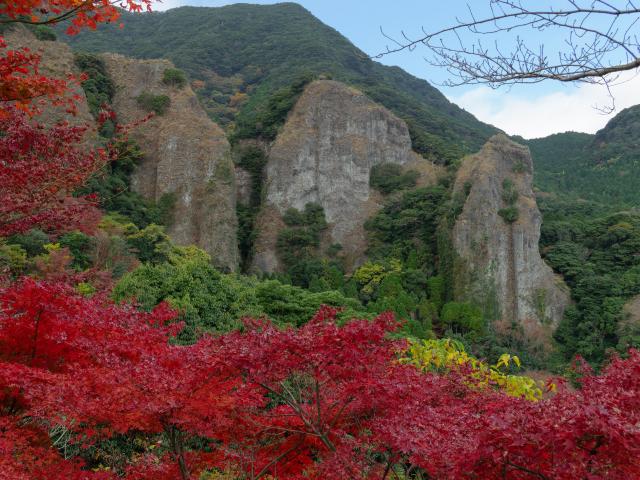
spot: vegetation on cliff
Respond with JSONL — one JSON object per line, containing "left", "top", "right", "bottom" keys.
{"left": 59, "top": 3, "right": 498, "bottom": 163}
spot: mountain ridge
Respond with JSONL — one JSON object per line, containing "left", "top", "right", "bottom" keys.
{"left": 58, "top": 2, "right": 499, "bottom": 163}
{"left": 523, "top": 104, "right": 640, "bottom": 207}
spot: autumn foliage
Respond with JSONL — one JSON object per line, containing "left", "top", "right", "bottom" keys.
{"left": 0, "top": 107, "right": 105, "bottom": 237}
{"left": 0, "top": 37, "right": 73, "bottom": 117}
{"left": 0, "top": 0, "right": 153, "bottom": 116}
{"left": 1, "top": 1, "right": 639, "bottom": 478}
{"left": 0, "top": 0, "right": 158, "bottom": 238}
{"left": 0, "top": 0, "right": 153, "bottom": 34}
{"left": 0, "top": 280, "right": 638, "bottom": 479}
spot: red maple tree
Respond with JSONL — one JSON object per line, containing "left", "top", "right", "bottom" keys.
{"left": 0, "top": 0, "right": 153, "bottom": 115}
{"left": 0, "top": 107, "right": 105, "bottom": 237}
{"left": 2, "top": 285, "right": 638, "bottom": 479}
{"left": 0, "top": 37, "right": 72, "bottom": 117}
{"left": 0, "top": 0, "right": 157, "bottom": 237}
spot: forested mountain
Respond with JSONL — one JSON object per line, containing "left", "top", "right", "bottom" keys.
{"left": 524, "top": 105, "right": 640, "bottom": 207}
{"left": 59, "top": 3, "right": 498, "bottom": 163}
{"left": 520, "top": 107, "right": 640, "bottom": 364}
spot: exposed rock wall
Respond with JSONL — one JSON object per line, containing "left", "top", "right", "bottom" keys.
{"left": 235, "top": 166, "right": 253, "bottom": 206}
{"left": 252, "top": 80, "right": 440, "bottom": 272}
{"left": 4, "top": 27, "right": 93, "bottom": 128}
{"left": 451, "top": 134, "right": 570, "bottom": 351}
{"left": 102, "top": 54, "right": 238, "bottom": 271}
{"left": 619, "top": 295, "right": 640, "bottom": 349}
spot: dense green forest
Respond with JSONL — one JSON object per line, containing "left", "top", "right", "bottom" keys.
{"left": 59, "top": 3, "right": 497, "bottom": 163}
{"left": 523, "top": 107, "right": 640, "bottom": 365}
{"left": 524, "top": 104, "right": 640, "bottom": 206}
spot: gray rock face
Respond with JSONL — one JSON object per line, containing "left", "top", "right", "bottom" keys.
{"left": 452, "top": 134, "right": 570, "bottom": 353}
{"left": 619, "top": 295, "right": 640, "bottom": 350}
{"left": 103, "top": 54, "right": 238, "bottom": 271}
{"left": 252, "top": 80, "right": 439, "bottom": 272}
{"left": 235, "top": 166, "right": 253, "bottom": 206}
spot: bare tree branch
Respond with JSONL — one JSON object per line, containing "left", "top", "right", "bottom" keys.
{"left": 373, "top": 0, "right": 640, "bottom": 89}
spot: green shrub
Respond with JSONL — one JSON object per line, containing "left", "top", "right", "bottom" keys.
{"left": 136, "top": 92, "right": 171, "bottom": 115}
{"left": 441, "top": 302, "right": 484, "bottom": 334}
{"left": 326, "top": 243, "right": 343, "bottom": 257}
{"left": 254, "top": 280, "right": 366, "bottom": 326}
{"left": 59, "top": 231, "right": 94, "bottom": 270}
{"left": 34, "top": 26, "right": 57, "bottom": 41}
{"left": 276, "top": 203, "right": 332, "bottom": 288}
{"left": 74, "top": 52, "right": 115, "bottom": 119}
{"left": 367, "top": 273, "right": 417, "bottom": 320}
{"left": 512, "top": 160, "right": 526, "bottom": 173}
{"left": 7, "top": 229, "right": 49, "bottom": 257}
{"left": 0, "top": 242, "right": 27, "bottom": 277}
{"left": 498, "top": 206, "right": 519, "bottom": 223}
{"left": 125, "top": 224, "right": 173, "bottom": 264}
{"left": 162, "top": 68, "right": 187, "bottom": 88}
{"left": 499, "top": 178, "right": 519, "bottom": 223}
{"left": 501, "top": 178, "right": 519, "bottom": 205}
{"left": 369, "top": 163, "right": 419, "bottom": 195}
{"left": 282, "top": 208, "right": 306, "bottom": 226}
{"left": 113, "top": 247, "right": 261, "bottom": 342}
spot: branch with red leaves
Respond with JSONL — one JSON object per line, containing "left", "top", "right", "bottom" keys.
{"left": 0, "top": 108, "right": 105, "bottom": 237}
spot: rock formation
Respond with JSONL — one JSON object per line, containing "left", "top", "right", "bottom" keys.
{"left": 252, "top": 80, "right": 440, "bottom": 272}
{"left": 618, "top": 295, "right": 640, "bottom": 349}
{"left": 103, "top": 54, "right": 238, "bottom": 271}
{"left": 451, "top": 134, "right": 570, "bottom": 351}
{"left": 4, "top": 27, "right": 93, "bottom": 127}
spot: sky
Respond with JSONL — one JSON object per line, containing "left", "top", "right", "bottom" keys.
{"left": 154, "top": 0, "right": 640, "bottom": 139}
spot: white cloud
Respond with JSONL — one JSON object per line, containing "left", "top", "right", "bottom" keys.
{"left": 449, "top": 71, "right": 640, "bottom": 139}
{"left": 154, "top": 0, "right": 184, "bottom": 10}
{"left": 154, "top": 0, "right": 233, "bottom": 11}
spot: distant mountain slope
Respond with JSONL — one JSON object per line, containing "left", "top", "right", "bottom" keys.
{"left": 524, "top": 132, "right": 593, "bottom": 193}
{"left": 59, "top": 2, "right": 498, "bottom": 162}
{"left": 523, "top": 105, "right": 640, "bottom": 207}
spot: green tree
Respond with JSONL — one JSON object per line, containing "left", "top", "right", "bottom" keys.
{"left": 113, "top": 247, "right": 261, "bottom": 342}
{"left": 440, "top": 302, "right": 484, "bottom": 335}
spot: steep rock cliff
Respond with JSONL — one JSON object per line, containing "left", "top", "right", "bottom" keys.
{"left": 619, "top": 295, "right": 640, "bottom": 349}
{"left": 4, "top": 27, "right": 93, "bottom": 127}
{"left": 251, "top": 80, "right": 440, "bottom": 272}
{"left": 102, "top": 54, "right": 238, "bottom": 271}
{"left": 451, "top": 134, "right": 570, "bottom": 352}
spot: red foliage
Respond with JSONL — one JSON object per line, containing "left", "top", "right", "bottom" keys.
{"left": 0, "top": 108, "right": 105, "bottom": 237}
{"left": 0, "top": 279, "right": 245, "bottom": 479}
{"left": 0, "top": 38, "right": 73, "bottom": 117}
{"left": 0, "top": 417, "right": 113, "bottom": 480}
{"left": 0, "top": 281, "right": 639, "bottom": 479}
{"left": 0, "top": 0, "right": 153, "bottom": 35}
{"left": 0, "top": 0, "right": 153, "bottom": 117}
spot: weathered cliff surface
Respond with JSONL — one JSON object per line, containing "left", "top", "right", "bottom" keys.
{"left": 252, "top": 80, "right": 440, "bottom": 272}
{"left": 619, "top": 295, "right": 640, "bottom": 349}
{"left": 102, "top": 54, "right": 238, "bottom": 271}
{"left": 451, "top": 134, "right": 570, "bottom": 352}
{"left": 4, "top": 27, "right": 93, "bottom": 127}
